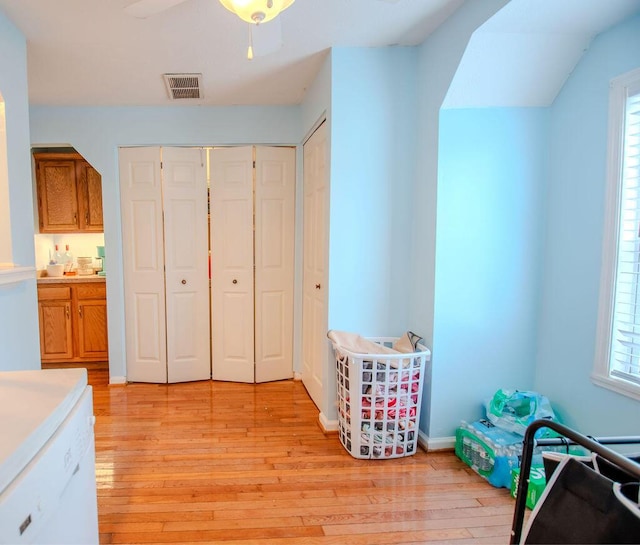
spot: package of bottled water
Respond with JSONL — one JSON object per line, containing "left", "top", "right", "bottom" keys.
{"left": 455, "top": 419, "right": 524, "bottom": 488}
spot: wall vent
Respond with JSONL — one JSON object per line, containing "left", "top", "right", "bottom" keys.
{"left": 163, "top": 73, "right": 203, "bottom": 100}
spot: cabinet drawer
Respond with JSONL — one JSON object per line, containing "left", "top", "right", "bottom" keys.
{"left": 37, "top": 286, "right": 71, "bottom": 301}
{"left": 76, "top": 283, "right": 106, "bottom": 300}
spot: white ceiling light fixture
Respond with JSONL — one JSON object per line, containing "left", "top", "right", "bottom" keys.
{"left": 219, "top": 0, "right": 294, "bottom": 59}
{"left": 219, "top": 0, "right": 295, "bottom": 25}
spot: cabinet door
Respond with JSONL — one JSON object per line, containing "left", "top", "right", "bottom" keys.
{"left": 77, "top": 299, "right": 109, "bottom": 359}
{"left": 36, "top": 159, "right": 79, "bottom": 232}
{"left": 38, "top": 300, "right": 73, "bottom": 361}
{"left": 77, "top": 161, "right": 104, "bottom": 232}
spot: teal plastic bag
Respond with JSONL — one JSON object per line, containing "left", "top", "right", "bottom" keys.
{"left": 485, "top": 389, "right": 556, "bottom": 436}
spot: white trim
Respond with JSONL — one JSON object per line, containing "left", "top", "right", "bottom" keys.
{"left": 593, "top": 67, "right": 640, "bottom": 401}
{"left": 591, "top": 372, "right": 640, "bottom": 401}
{"left": 302, "top": 113, "right": 327, "bottom": 146}
{"left": 318, "top": 411, "right": 338, "bottom": 432}
{"left": 109, "top": 376, "right": 127, "bottom": 385}
{"left": 418, "top": 431, "right": 456, "bottom": 451}
{"left": 593, "top": 73, "right": 625, "bottom": 380}
{"left": 418, "top": 430, "right": 429, "bottom": 451}
{"left": 0, "top": 265, "right": 36, "bottom": 286}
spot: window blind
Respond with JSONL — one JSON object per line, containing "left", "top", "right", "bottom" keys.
{"left": 610, "top": 84, "right": 640, "bottom": 387}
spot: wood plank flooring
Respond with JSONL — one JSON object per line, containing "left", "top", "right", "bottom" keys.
{"left": 84, "top": 368, "right": 515, "bottom": 544}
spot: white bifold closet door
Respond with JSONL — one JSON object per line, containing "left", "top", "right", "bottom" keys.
{"left": 210, "top": 146, "right": 295, "bottom": 383}
{"left": 120, "top": 147, "right": 210, "bottom": 383}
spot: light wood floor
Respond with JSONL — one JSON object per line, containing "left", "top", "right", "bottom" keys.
{"left": 84, "top": 368, "right": 515, "bottom": 545}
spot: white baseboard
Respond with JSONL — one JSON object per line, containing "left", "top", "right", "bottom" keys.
{"left": 293, "top": 372, "right": 302, "bottom": 380}
{"left": 109, "top": 376, "right": 127, "bottom": 385}
{"left": 319, "top": 412, "right": 338, "bottom": 432}
{"left": 418, "top": 431, "right": 456, "bottom": 451}
{"left": 317, "top": 419, "right": 455, "bottom": 448}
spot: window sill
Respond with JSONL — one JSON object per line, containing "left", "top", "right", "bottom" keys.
{"left": 591, "top": 373, "right": 640, "bottom": 402}
{"left": 0, "top": 264, "right": 36, "bottom": 287}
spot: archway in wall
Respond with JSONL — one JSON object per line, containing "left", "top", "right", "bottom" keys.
{"left": 33, "top": 145, "right": 109, "bottom": 372}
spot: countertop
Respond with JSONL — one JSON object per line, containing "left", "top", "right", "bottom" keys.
{"left": 0, "top": 368, "right": 88, "bottom": 495}
{"left": 37, "top": 274, "right": 106, "bottom": 284}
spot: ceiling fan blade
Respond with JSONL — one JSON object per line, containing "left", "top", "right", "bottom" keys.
{"left": 124, "top": 0, "right": 190, "bottom": 18}
{"left": 252, "top": 18, "right": 283, "bottom": 58}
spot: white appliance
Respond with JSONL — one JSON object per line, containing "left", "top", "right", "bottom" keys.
{"left": 0, "top": 368, "right": 99, "bottom": 544}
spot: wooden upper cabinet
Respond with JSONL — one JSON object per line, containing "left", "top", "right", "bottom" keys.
{"left": 36, "top": 158, "right": 79, "bottom": 232}
{"left": 77, "top": 161, "right": 104, "bottom": 231}
{"left": 35, "top": 152, "right": 104, "bottom": 233}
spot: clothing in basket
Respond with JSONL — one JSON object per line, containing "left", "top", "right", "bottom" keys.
{"left": 328, "top": 330, "right": 431, "bottom": 460}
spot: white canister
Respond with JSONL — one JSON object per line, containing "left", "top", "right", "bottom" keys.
{"left": 77, "top": 256, "right": 94, "bottom": 276}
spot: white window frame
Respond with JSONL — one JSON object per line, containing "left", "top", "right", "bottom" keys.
{"left": 593, "top": 67, "right": 640, "bottom": 401}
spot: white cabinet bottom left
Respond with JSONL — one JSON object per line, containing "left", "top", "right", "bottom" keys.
{"left": 0, "top": 369, "right": 98, "bottom": 544}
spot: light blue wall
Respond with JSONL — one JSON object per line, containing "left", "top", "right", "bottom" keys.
{"left": 0, "top": 10, "right": 40, "bottom": 371}
{"left": 310, "top": 47, "right": 419, "bottom": 423}
{"left": 301, "top": 52, "right": 331, "bottom": 139}
{"left": 536, "top": 13, "right": 640, "bottom": 435}
{"left": 29, "top": 105, "right": 300, "bottom": 379}
{"left": 328, "top": 47, "right": 417, "bottom": 335}
{"left": 411, "top": 0, "right": 509, "bottom": 350}
{"left": 411, "top": 0, "right": 509, "bottom": 438}
{"left": 430, "top": 108, "right": 549, "bottom": 438}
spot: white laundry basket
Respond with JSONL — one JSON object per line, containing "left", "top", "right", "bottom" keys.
{"left": 331, "top": 337, "right": 431, "bottom": 459}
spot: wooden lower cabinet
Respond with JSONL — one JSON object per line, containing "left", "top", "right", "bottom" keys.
{"left": 37, "top": 281, "right": 108, "bottom": 363}
{"left": 39, "top": 299, "right": 74, "bottom": 360}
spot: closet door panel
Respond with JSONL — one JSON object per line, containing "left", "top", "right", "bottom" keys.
{"left": 171, "top": 292, "right": 199, "bottom": 357}
{"left": 222, "top": 199, "right": 252, "bottom": 267}
{"left": 211, "top": 147, "right": 255, "bottom": 383}
{"left": 119, "top": 147, "right": 167, "bottom": 383}
{"left": 162, "top": 147, "right": 210, "bottom": 383}
{"left": 133, "top": 293, "right": 164, "bottom": 361}
{"left": 260, "top": 291, "right": 284, "bottom": 358}
{"left": 221, "top": 291, "right": 254, "bottom": 370}
{"left": 255, "top": 147, "right": 295, "bottom": 383}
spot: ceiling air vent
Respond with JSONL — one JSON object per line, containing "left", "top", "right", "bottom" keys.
{"left": 163, "top": 73, "right": 202, "bottom": 100}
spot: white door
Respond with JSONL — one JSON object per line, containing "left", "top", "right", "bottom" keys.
{"left": 301, "top": 122, "right": 329, "bottom": 408}
{"left": 119, "top": 147, "right": 167, "bottom": 383}
{"left": 210, "top": 147, "right": 255, "bottom": 382}
{"left": 120, "top": 146, "right": 210, "bottom": 383}
{"left": 254, "top": 146, "right": 295, "bottom": 383}
{"left": 162, "top": 147, "right": 210, "bottom": 382}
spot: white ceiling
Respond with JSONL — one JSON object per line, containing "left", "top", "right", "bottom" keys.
{"left": 0, "top": 0, "right": 463, "bottom": 106}
{"left": 444, "top": 0, "right": 640, "bottom": 108}
{"left": 1, "top": 0, "right": 638, "bottom": 108}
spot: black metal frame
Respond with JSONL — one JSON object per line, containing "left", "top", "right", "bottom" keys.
{"left": 510, "top": 419, "right": 640, "bottom": 544}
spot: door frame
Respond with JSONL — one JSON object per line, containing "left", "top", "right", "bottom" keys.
{"left": 119, "top": 144, "right": 300, "bottom": 385}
